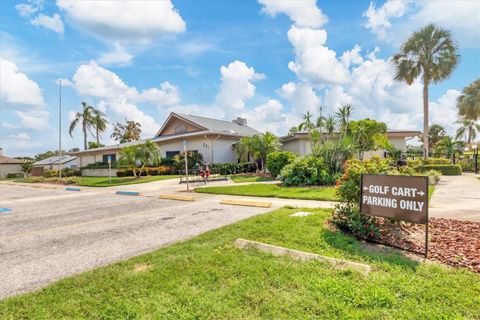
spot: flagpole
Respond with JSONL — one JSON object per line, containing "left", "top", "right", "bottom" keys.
{"left": 59, "top": 79, "right": 62, "bottom": 178}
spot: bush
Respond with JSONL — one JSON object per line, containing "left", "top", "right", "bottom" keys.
{"left": 83, "top": 162, "right": 119, "bottom": 169}
{"left": 425, "top": 158, "right": 451, "bottom": 165}
{"left": 424, "top": 170, "right": 442, "bottom": 185}
{"left": 457, "top": 159, "right": 474, "bottom": 172}
{"left": 280, "top": 155, "right": 331, "bottom": 186}
{"left": 116, "top": 165, "right": 175, "bottom": 177}
{"left": 209, "top": 162, "right": 256, "bottom": 175}
{"left": 43, "top": 170, "right": 58, "bottom": 178}
{"left": 266, "top": 151, "right": 296, "bottom": 178}
{"left": 422, "top": 164, "right": 462, "bottom": 175}
{"left": 6, "top": 172, "right": 24, "bottom": 179}
{"left": 43, "top": 168, "right": 80, "bottom": 178}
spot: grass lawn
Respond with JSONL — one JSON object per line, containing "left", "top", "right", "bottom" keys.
{"left": 1, "top": 207, "right": 478, "bottom": 319}
{"left": 229, "top": 174, "right": 275, "bottom": 183}
{"left": 14, "top": 175, "right": 178, "bottom": 187}
{"left": 428, "top": 185, "right": 435, "bottom": 201}
{"left": 197, "top": 183, "right": 338, "bottom": 201}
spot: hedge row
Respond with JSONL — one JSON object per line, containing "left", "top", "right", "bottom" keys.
{"left": 116, "top": 166, "right": 176, "bottom": 177}
{"left": 6, "top": 172, "right": 24, "bottom": 179}
{"left": 209, "top": 162, "right": 256, "bottom": 175}
{"left": 421, "top": 164, "right": 462, "bottom": 175}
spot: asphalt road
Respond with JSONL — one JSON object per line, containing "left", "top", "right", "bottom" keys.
{"left": 0, "top": 184, "right": 272, "bottom": 299}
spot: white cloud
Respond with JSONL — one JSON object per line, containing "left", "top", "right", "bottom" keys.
{"left": 216, "top": 60, "right": 265, "bottom": 116}
{"left": 258, "top": 0, "right": 328, "bottom": 28}
{"left": 278, "top": 81, "right": 321, "bottom": 115}
{"left": 7, "top": 132, "right": 42, "bottom": 150}
{"left": 57, "top": 0, "right": 186, "bottom": 43}
{"left": 14, "top": 109, "right": 49, "bottom": 131}
{"left": 57, "top": 78, "right": 73, "bottom": 87}
{"left": 31, "top": 13, "right": 64, "bottom": 33}
{"left": 363, "top": 0, "right": 480, "bottom": 47}
{"left": 363, "top": 0, "right": 411, "bottom": 39}
{"left": 240, "top": 99, "right": 294, "bottom": 135}
{"left": 287, "top": 26, "right": 350, "bottom": 85}
{"left": 429, "top": 89, "right": 461, "bottom": 136}
{"left": 71, "top": 62, "right": 181, "bottom": 136}
{"left": 0, "top": 58, "right": 44, "bottom": 106}
{"left": 340, "top": 44, "right": 364, "bottom": 68}
{"left": 97, "top": 43, "right": 133, "bottom": 67}
{"left": 15, "top": 0, "right": 43, "bottom": 17}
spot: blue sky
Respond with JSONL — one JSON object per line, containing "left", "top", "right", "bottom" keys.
{"left": 0, "top": 0, "right": 479, "bottom": 156}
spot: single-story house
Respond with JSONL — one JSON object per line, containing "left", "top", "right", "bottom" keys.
{"left": 72, "top": 113, "right": 259, "bottom": 169}
{"left": 34, "top": 155, "right": 78, "bottom": 170}
{"left": 281, "top": 130, "right": 421, "bottom": 159}
{"left": 0, "top": 149, "right": 24, "bottom": 179}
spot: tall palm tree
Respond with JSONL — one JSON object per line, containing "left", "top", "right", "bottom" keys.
{"left": 69, "top": 102, "right": 95, "bottom": 150}
{"left": 298, "top": 111, "right": 315, "bottom": 132}
{"left": 393, "top": 24, "right": 459, "bottom": 159}
{"left": 457, "top": 79, "right": 480, "bottom": 121}
{"left": 335, "top": 104, "right": 352, "bottom": 137}
{"left": 455, "top": 118, "right": 480, "bottom": 145}
{"left": 92, "top": 109, "right": 108, "bottom": 146}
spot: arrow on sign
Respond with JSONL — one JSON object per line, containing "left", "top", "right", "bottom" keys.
{"left": 363, "top": 186, "right": 369, "bottom": 191}
{"left": 418, "top": 191, "right": 425, "bottom": 196}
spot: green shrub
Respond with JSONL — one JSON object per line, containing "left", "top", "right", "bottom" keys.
{"left": 83, "top": 162, "right": 120, "bottom": 169}
{"left": 6, "top": 172, "right": 24, "bottom": 179}
{"left": 266, "top": 151, "right": 296, "bottom": 178}
{"left": 209, "top": 162, "right": 256, "bottom": 175}
{"left": 43, "top": 170, "right": 58, "bottom": 178}
{"left": 457, "top": 159, "right": 474, "bottom": 172}
{"left": 422, "top": 164, "right": 462, "bottom": 175}
{"left": 43, "top": 168, "right": 80, "bottom": 178}
{"left": 424, "top": 170, "right": 442, "bottom": 185}
{"left": 280, "top": 155, "right": 331, "bottom": 186}
{"left": 116, "top": 165, "right": 175, "bottom": 177}
{"left": 425, "top": 158, "right": 451, "bottom": 165}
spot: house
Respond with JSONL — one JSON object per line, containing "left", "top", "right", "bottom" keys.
{"left": 34, "top": 155, "right": 78, "bottom": 170}
{"left": 72, "top": 113, "right": 259, "bottom": 170}
{"left": 281, "top": 130, "right": 421, "bottom": 159}
{"left": 0, "top": 148, "right": 24, "bottom": 179}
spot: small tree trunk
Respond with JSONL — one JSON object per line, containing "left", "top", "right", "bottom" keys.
{"left": 468, "top": 126, "right": 472, "bottom": 145}
{"left": 96, "top": 129, "right": 100, "bottom": 146}
{"left": 423, "top": 78, "right": 429, "bottom": 159}
{"left": 83, "top": 125, "right": 88, "bottom": 150}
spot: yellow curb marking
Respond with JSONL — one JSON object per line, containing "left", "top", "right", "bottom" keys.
{"left": 220, "top": 199, "right": 272, "bottom": 208}
{"left": 159, "top": 194, "right": 195, "bottom": 201}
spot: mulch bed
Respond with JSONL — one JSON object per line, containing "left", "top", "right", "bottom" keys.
{"left": 376, "top": 218, "right": 480, "bottom": 273}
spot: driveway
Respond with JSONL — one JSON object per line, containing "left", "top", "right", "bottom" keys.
{"left": 0, "top": 183, "right": 331, "bottom": 299}
{"left": 430, "top": 173, "right": 480, "bottom": 222}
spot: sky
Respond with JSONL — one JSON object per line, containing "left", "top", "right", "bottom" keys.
{"left": 0, "top": 0, "right": 479, "bottom": 157}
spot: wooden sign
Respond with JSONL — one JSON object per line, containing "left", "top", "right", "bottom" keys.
{"left": 360, "top": 174, "right": 428, "bottom": 224}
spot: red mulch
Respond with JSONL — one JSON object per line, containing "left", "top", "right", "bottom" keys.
{"left": 375, "top": 218, "right": 480, "bottom": 273}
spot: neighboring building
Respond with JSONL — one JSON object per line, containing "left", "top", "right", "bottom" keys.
{"left": 281, "top": 130, "right": 421, "bottom": 159}
{"left": 34, "top": 155, "right": 78, "bottom": 170}
{"left": 0, "top": 148, "right": 24, "bottom": 179}
{"left": 72, "top": 112, "right": 259, "bottom": 168}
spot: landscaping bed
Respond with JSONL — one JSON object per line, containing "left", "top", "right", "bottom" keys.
{"left": 196, "top": 183, "right": 338, "bottom": 201}
{"left": 14, "top": 175, "right": 177, "bottom": 187}
{"left": 1, "top": 208, "right": 478, "bottom": 318}
{"left": 229, "top": 173, "right": 275, "bottom": 183}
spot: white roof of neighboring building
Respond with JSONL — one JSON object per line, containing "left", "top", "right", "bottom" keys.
{"left": 280, "top": 130, "right": 422, "bottom": 142}
{"left": 34, "top": 155, "right": 77, "bottom": 166}
{"left": 0, "top": 154, "right": 24, "bottom": 164}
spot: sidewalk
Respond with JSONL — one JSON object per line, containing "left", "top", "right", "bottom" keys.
{"left": 430, "top": 173, "right": 480, "bottom": 222}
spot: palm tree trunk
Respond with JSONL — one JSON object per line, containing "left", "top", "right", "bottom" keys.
{"left": 96, "top": 129, "right": 100, "bottom": 146}
{"left": 467, "top": 126, "right": 472, "bottom": 145}
{"left": 83, "top": 125, "right": 88, "bottom": 150}
{"left": 423, "top": 78, "right": 429, "bottom": 159}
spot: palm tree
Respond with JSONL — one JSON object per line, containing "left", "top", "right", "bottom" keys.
{"left": 324, "top": 115, "right": 336, "bottom": 135}
{"left": 92, "top": 109, "right": 108, "bottom": 146}
{"left": 335, "top": 104, "right": 352, "bottom": 137}
{"left": 428, "top": 124, "right": 446, "bottom": 149}
{"left": 455, "top": 118, "right": 480, "bottom": 145}
{"left": 393, "top": 24, "right": 459, "bottom": 159}
{"left": 136, "top": 140, "right": 160, "bottom": 176}
{"left": 457, "top": 79, "right": 479, "bottom": 121}
{"left": 234, "top": 133, "right": 281, "bottom": 172}
{"left": 435, "top": 136, "right": 463, "bottom": 159}
{"left": 69, "top": 102, "right": 95, "bottom": 150}
{"left": 298, "top": 111, "right": 315, "bottom": 132}
{"left": 118, "top": 145, "right": 140, "bottom": 177}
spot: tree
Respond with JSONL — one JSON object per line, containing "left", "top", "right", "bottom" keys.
{"left": 92, "top": 109, "right": 108, "bottom": 146}
{"left": 298, "top": 111, "right": 315, "bottom": 132}
{"left": 427, "top": 124, "right": 446, "bottom": 149}
{"left": 34, "top": 150, "right": 66, "bottom": 161}
{"left": 435, "top": 136, "right": 463, "bottom": 159}
{"left": 88, "top": 141, "right": 105, "bottom": 149}
{"left": 288, "top": 126, "right": 299, "bottom": 134}
{"left": 20, "top": 161, "right": 33, "bottom": 177}
{"left": 69, "top": 102, "right": 95, "bottom": 150}
{"left": 349, "top": 119, "right": 387, "bottom": 159}
{"left": 118, "top": 145, "right": 140, "bottom": 177}
{"left": 136, "top": 140, "right": 160, "bottom": 176}
{"left": 111, "top": 119, "right": 142, "bottom": 143}
{"left": 335, "top": 104, "right": 352, "bottom": 137}
{"left": 455, "top": 118, "right": 480, "bottom": 145}
{"left": 457, "top": 79, "right": 480, "bottom": 121}
{"left": 324, "top": 115, "right": 337, "bottom": 135}
{"left": 234, "top": 133, "right": 281, "bottom": 172}
{"left": 393, "top": 24, "right": 459, "bottom": 159}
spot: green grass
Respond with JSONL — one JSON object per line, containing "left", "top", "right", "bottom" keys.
{"left": 428, "top": 185, "right": 435, "bottom": 201}
{"left": 15, "top": 175, "right": 178, "bottom": 187}
{"left": 197, "top": 183, "right": 338, "bottom": 201}
{"left": 229, "top": 175, "right": 275, "bottom": 183}
{"left": 1, "top": 207, "right": 478, "bottom": 319}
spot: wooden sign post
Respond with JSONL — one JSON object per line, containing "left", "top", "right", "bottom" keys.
{"left": 360, "top": 174, "right": 429, "bottom": 257}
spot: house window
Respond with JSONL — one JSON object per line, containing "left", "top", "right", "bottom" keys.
{"left": 166, "top": 151, "right": 180, "bottom": 158}
{"left": 102, "top": 154, "right": 116, "bottom": 163}
{"left": 175, "top": 124, "right": 187, "bottom": 133}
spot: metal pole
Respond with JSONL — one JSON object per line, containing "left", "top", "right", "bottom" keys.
{"left": 475, "top": 149, "right": 478, "bottom": 174}
{"left": 183, "top": 140, "right": 189, "bottom": 191}
{"left": 58, "top": 79, "right": 62, "bottom": 178}
{"left": 425, "top": 177, "right": 429, "bottom": 259}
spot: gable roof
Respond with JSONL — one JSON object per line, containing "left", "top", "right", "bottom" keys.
{"left": 0, "top": 155, "right": 24, "bottom": 164}
{"left": 280, "top": 130, "right": 422, "bottom": 142}
{"left": 156, "top": 112, "right": 259, "bottom": 137}
{"left": 34, "top": 155, "right": 77, "bottom": 166}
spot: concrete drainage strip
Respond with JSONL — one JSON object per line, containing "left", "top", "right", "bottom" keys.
{"left": 234, "top": 238, "right": 371, "bottom": 276}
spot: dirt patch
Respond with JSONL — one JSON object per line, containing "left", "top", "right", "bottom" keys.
{"left": 133, "top": 263, "right": 153, "bottom": 273}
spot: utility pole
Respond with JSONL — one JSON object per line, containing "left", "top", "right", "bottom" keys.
{"left": 58, "top": 79, "right": 62, "bottom": 178}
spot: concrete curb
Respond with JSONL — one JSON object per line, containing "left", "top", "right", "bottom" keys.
{"left": 234, "top": 238, "right": 371, "bottom": 275}
{"left": 159, "top": 194, "right": 195, "bottom": 201}
{"left": 220, "top": 199, "right": 272, "bottom": 208}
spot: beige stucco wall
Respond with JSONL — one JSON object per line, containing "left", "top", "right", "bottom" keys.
{"left": 161, "top": 118, "right": 202, "bottom": 135}
{"left": 0, "top": 164, "right": 22, "bottom": 178}
{"left": 77, "top": 151, "right": 120, "bottom": 168}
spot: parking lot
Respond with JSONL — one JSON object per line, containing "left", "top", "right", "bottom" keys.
{"left": 0, "top": 184, "right": 273, "bottom": 299}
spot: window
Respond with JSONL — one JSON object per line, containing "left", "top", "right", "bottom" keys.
{"left": 175, "top": 124, "right": 187, "bottom": 133}
{"left": 103, "top": 154, "right": 117, "bottom": 163}
{"left": 166, "top": 151, "right": 180, "bottom": 158}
